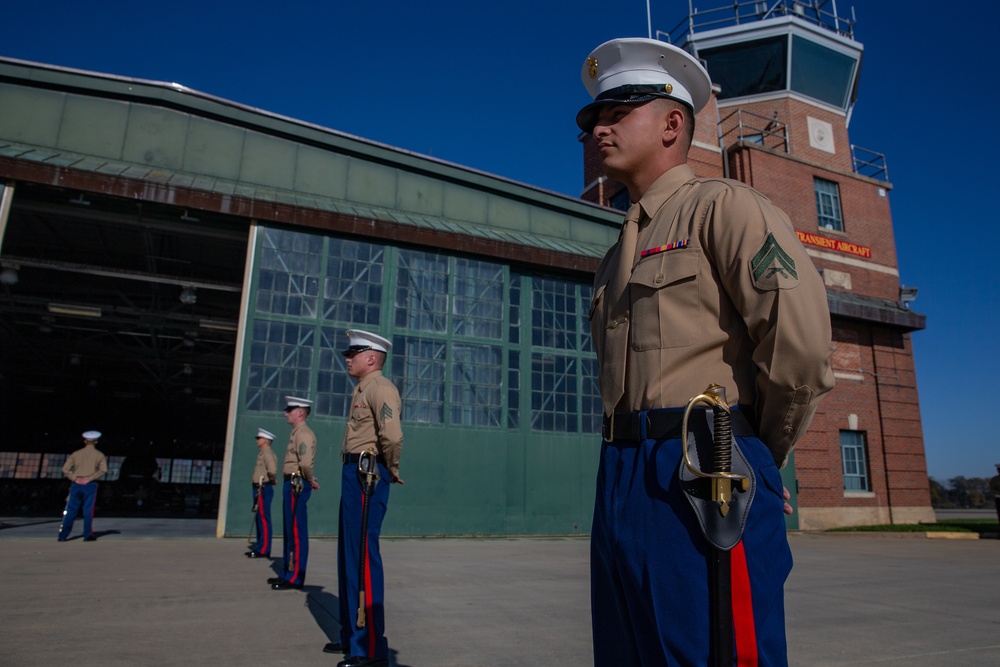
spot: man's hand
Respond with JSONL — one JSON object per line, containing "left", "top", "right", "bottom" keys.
{"left": 391, "top": 473, "right": 404, "bottom": 485}
{"left": 782, "top": 486, "right": 793, "bottom": 515}
{"left": 310, "top": 478, "right": 320, "bottom": 490}
{"left": 74, "top": 477, "right": 89, "bottom": 485}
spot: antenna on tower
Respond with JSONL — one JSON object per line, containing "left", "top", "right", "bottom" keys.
{"left": 646, "top": 0, "right": 652, "bottom": 38}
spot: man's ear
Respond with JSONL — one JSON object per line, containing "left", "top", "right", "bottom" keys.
{"left": 662, "top": 107, "right": 685, "bottom": 145}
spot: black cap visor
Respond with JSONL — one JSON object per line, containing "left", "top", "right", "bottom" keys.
{"left": 576, "top": 84, "right": 690, "bottom": 133}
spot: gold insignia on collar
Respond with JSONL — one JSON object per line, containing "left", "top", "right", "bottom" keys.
{"left": 586, "top": 57, "right": 599, "bottom": 79}
{"left": 664, "top": 83, "right": 673, "bottom": 94}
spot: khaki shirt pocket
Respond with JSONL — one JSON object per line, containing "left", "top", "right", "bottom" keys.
{"left": 629, "top": 248, "right": 700, "bottom": 350}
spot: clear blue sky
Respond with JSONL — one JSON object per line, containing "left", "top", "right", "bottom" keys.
{"left": 5, "top": 1, "right": 998, "bottom": 482}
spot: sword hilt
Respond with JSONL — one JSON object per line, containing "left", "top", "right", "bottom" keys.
{"left": 682, "top": 384, "right": 750, "bottom": 517}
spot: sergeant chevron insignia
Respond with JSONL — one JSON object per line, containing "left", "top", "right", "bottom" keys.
{"left": 750, "top": 232, "right": 799, "bottom": 289}
{"left": 379, "top": 403, "right": 394, "bottom": 422}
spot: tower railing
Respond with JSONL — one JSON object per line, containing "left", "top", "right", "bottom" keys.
{"left": 850, "top": 145, "right": 889, "bottom": 181}
{"left": 663, "top": 0, "right": 857, "bottom": 46}
{"left": 719, "top": 109, "right": 789, "bottom": 154}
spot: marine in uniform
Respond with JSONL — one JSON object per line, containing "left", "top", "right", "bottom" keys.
{"left": 58, "top": 430, "right": 109, "bottom": 542}
{"left": 269, "top": 396, "right": 320, "bottom": 590}
{"left": 247, "top": 428, "right": 278, "bottom": 559}
{"left": 323, "top": 330, "right": 403, "bottom": 667}
{"left": 577, "top": 38, "right": 835, "bottom": 665}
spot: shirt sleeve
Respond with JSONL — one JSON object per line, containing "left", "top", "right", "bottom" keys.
{"left": 370, "top": 381, "right": 404, "bottom": 477}
{"left": 62, "top": 453, "right": 77, "bottom": 481}
{"left": 297, "top": 431, "right": 317, "bottom": 482}
{"left": 93, "top": 453, "right": 108, "bottom": 481}
{"left": 265, "top": 449, "right": 278, "bottom": 484}
{"left": 701, "top": 184, "right": 835, "bottom": 466}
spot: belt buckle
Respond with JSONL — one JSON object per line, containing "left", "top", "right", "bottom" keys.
{"left": 602, "top": 413, "right": 614, "bottom": 443}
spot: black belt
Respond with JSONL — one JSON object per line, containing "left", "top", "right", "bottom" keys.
{"left": 252, "top": 482, "right": 275, "bottom": 488}
{"left": 342, "top": 452, "right": 386, "bottom": 465}
{"left": 283, "top": 474, "right": 294, "bottom": 481}
{"left": 602, "top": 406, "right": 756, "bottom": 443}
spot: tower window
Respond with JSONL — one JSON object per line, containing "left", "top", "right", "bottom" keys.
{"left": 840, "top": 430, "right": 870, "bottom": 491}
{"left": 814, "top": 177, "right": 844, "bottom": 231}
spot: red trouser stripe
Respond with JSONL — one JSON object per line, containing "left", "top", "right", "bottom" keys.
{"left": 290, "top": 492, "right": 300, "bottom": 581}
{"left": 731, "top": 540, "right": 758, "bottom": 667}
{"left": 362, "top": 492, "right": 375, "bottom": 657}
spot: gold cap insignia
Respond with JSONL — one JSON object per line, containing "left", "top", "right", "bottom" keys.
{"left": 586, "top": 57, "right": 599, "bottom": 79}
{"left": 664, "top": 83, "right": 673, "bottom": 94}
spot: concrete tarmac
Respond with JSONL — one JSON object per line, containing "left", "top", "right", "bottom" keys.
{"left": 1, "top": 517, "right": 998, "bottom": 666}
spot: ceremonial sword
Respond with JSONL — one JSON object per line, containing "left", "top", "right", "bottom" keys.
{"left": 682, "top": 384, "right": 753, "bottom": 667}
{"left": 356, "top": 449, "right": 380, "bottom": 628}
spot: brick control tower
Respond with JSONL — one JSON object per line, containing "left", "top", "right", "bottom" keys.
{"left": 581, "top": 1, "right": 932, "bottom": 529}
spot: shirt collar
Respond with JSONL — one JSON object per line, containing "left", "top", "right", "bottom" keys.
{"left": 637, "top": 164, "right": 696, "bottom": 222}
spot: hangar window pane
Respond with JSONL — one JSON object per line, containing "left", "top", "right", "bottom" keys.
{"left": 155, "top": 458, "right": 172, "bottom": 483}
{"left": 580, "top": 284, "right": 594, "bottom": 354}
{"left": 41, "top": 453, "right": 67, "bottom": 479}
{"left": 15, "top": 452, "right": 41, "bottom": 478}
{"left": 395, "top": 335, "right": 446, "bottom": 424}
{"left": 171, "top": 459, "right": 192, "bottom": 483}
{"left": 452, "top": 258, "right": 504, "bottom": 339}
{"left": 316, "top": 327, "right": 356, "bottom": 417}
{"left": 245, "top": 321, "right": 315, "bottom": 412}
{"left": 531, "top": 278, "right": 579, "bottom": 350}
{"left": 841, "top": 430, "right": 870, "bottom": 491}
{"left": 323, "top": 238, "right": 383, "bottom": 326}
{"left": 257, "top": 228, "right": 322, "bottom": 318}
{"left": 395, "top": 249, "right": 449, "bottom": 332}
{"left": 450, "top": 343, "right": 502, "bottom": 427}
{"left": 108, "top": 456, "right": 126, "bottom": 481}
{"left": 700, "top": 36, "right": 787, "bottom": 100}
{"left": 581, "top": 357, "right": 602, "bottom": 434}
{"left": 508, "top": 349, "right": 521, "bottom": 429}
{"left": 531, "top": 354, "right": 579, "bottom": 432}
{"left": 0, "top": 451, "right": 17, "bottom": 477}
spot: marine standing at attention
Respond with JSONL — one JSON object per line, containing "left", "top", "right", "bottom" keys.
{"left": 577, "top": 38, "right": 835, "bottom": 665}
{"left": 269, "top": 396, "right": 320, "bottom": 590}
{"left": 323, "top": 330, "right": 403, "bottom": 667}
{"left": 246, "top": 427, "right": 278, "bottom": 559}
{"left": 58, "top": 430, "right": 108, "bottom": 542}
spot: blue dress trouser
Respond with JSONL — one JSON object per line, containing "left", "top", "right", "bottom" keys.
{"left": 591, "top": 412, "right": 792, "bottom": 667}
{"left": 58, "top": 482, "right": 98, "bottom": 540}
{"left": 281, "top": 480, "right": 311, "bottom": 585}
{"left": 338, "top": 461, "right": 390, "bottom": 660}
{"left": 252, "top": 484, "right": 274, "bottom": 555}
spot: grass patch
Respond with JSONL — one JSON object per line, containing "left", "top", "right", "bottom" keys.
{"left": 828, "top": 519, "right": 997, "bottom": 535}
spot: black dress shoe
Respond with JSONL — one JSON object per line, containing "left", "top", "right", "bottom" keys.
{"left": 271, "top": 580, "right": 303, "bottom": 590}
{"left": 83, "top": 536, "right": 97, "bottom": 542}
{"left": 267, "top": 577, "right": 286, "bottom": 585}
{"left": 337, "top": 657, "right": 387, "bottom": 667}
{"left": 246, "top": 551, "right": 269, "bottom": 558}
{"left": 322, "top": 641, "right": 346, "bottom": 654}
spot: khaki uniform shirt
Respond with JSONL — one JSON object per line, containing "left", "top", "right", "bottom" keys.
{"left": 281, "top": 422, "right": 317, "bottom": 482}
{"left": 62, "top": 446, "right": 108, "bottom": 482}
{"left": 341, "top": 370, "right": 404, "bottom": 478}
{"left": 253, "top": 444, "right": 278, "bottom": 485}
{"left": 590, "top": 164, "right": 835, "bottom": 466}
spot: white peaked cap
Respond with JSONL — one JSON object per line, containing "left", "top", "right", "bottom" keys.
{"left": 342, "top": 329, "right": 393, "bottom": 355}
{"left": 576, "top": 37, "right": 712, "bottom": 133}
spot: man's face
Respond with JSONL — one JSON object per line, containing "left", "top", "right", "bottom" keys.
{"left": 284, "top": 406, "right": 301, "bottom": 425}
{"left": 592, "top": 101, "right": 666, "bottom": 181}
{"left": 345, "top": 350, "right": 372, "bottom": 379}
{"left": 256, "top": 436, "right": 269, "bottom": 449}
